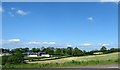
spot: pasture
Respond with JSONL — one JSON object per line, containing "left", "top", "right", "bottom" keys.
{"left": 2, "top": 52, "right": 119, "bottom": 68}
{"left": 27, "top": 52, "right": 119, "bottom": 64}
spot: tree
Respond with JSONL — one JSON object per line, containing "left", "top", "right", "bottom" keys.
{"left": 19, "top": 47, "right": 29, "bottom": 53}
{"left": 41, "top": 47, "right": 46, "bottom": 52}
{"left": 72, "top": 47, "right": 83, "bottom": 56}
{"left": 83, "top": 50, "right": 87, "bottom": 56}
{"left": 32, "top": 48, "right": 36, "bottom": 53}
{"left": 62, "top": 48, "right": 68, "bottom": 56}
{"left": 100, "top": 46, "right": 107, "bottom": 53}
{"left": 7, "top": 52, "right": 24, "bottom": 64}
{"left": 12, "top": 48, "right": 21, "bottom": 53}
{"left": 42, "top": 47, "right": 54, "bottom": 55}
{"left": 44, "top": 47, "right": 54, "bottom": 55}
{"left": 88, "top": 50, "right": 94, "bottom": 55}
{"left": 2, "top": 48, "right": 10, "bottom": 53}
{"left": 24, "top": 47, "right": 29, "bottom": 52}
{"left": 31, "top": 48, "right": 40, "bottom": 53}
{"left": 36, "top": 48, "right": 40, "bottom": 52}
{"left": 55, "top": 48, "right": 62, "bottom": 55}
{"left": 2, "top": 56, "right": 9, "bottom": 65}
{"left": 109, "top": 48, "right": 119, "bottom": 53}
{"left": 67, "top": 47, "right": 73, "bottom": 56}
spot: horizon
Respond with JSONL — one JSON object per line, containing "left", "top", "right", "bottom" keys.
{"left": 1, "top": 2, "right": 118, "bottom": 51}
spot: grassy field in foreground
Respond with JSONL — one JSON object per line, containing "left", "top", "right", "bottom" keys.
{"left": 2, "top": 52, "right": 119, "bottom": 68}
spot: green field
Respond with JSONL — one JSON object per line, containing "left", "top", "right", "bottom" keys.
{"left": 27, "top": 52, "right": 119, "bottom": 64}
{"left": 2, "top": 52, "right": 119, "bottom": 68}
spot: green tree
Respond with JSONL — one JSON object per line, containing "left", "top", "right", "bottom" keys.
{"left": 55, "top": 48, "right": 62, "bottom": 55}
{"left": 41, "top": 47, "right": 46, "bottom": 52}
{"left": 12, "top": 48, "right": 21, "bottom": 53}
{"left": 44, "top": 47, "right": 54, "bottom": 55}
{"left": 36, "top": 48, "right": 40, "bottom": 52}
{"left": 2, "top": 48, "right": 10, "bottom": 53}
{"left": 31, "top": 48, "right": 40, "bottom": 53}
{"left": 100, "top": 46, "right": 107, "bottom": 53}
{"left": 83, "top": 50, "right": 87, "bottom": 56}
{"left": 46, "top": 47, "right": 54, "bottom": 55}
{"left": 72, "top": 47, "right": 83, "bottom": 56}
{"left": 24, "top": 47, "right": 29, "bottom": 52}
{"left": 109, "top": 48, "right": 118, "bottom": 53}
{"left": 62, "top": 48, "right": 68, "bottom": 56}
{"left": 67, "top": 47, "right": 73, "bottom": 56}
{"left": 2, "top": 56, "right": 9, "bottom": 65}
{"left": 7, "top": 52, "right": 24, "bottom": 64}
{"left": 32, "top": 48, "right": 36, "bottom": 53}
{"left": 20, "top": 47, "right": 29, "bottom": 53}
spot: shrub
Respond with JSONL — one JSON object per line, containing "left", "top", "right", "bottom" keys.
{"left": 6, "top": 52, "right": 24, "bottom": 64}
{"left": 2, "top": 56, "right": 9, "bottom": 65}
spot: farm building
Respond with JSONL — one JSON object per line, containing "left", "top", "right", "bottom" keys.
{"left": 23, "top": 52, "right": 50, "bottom": 57}
{"left": 93, "top": 52, "right": 103, "bottom": 55}
{"left": 0, "top": 53, "right": 11, "bottom": 56}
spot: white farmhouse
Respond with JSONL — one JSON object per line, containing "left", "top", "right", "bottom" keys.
{"left": 27, "top": 55, "right": 38, "bottom": 57}
{"left": 23, "top": 52, "right": 50, "bottom": 57}
{"left": 93, "top": 52, "right": 103, "bottom": 55}
{"left": 41, "top": 54, "right": 50, "bottom": 57}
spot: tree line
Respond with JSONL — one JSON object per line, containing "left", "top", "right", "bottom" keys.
{"left": 1, "top": 46, "right": 120, "bottom": 65}
{"left": 1, "top": 46, "right": 120, "bottom": 56}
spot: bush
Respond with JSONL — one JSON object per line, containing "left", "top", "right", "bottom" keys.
{"left": 2, "top": 56, "right": 9, "bottom": 65}
{"left": 6, "top": 52, "right": 24, "bottom": 64}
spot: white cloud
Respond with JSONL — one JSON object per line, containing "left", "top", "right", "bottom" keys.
{"left": 0, "top": 6, "right": 4, "bottom": 12}
{"left": 28, "top": 41, "right": 56, "bottom": 45}
{"left": 1, "top": 39, "right": 21, "bottom": 45}
{"left": 28, "top": 41, "right": 41, "bottom": 44}
{"left": 88, "top": 17, "right": 93, "bottom": 21}
{"left": 11, "top": 7, "right": 16, "bottom": 10}
{"left": 98, "top": 43, "right": 110, "bottom": 46}
{"left": 42, "top": 42, "right": 56, "bottom": 45}
{"left": 102, "top": 44, "right": 110, "bottom": 46}
{"left": 82, "top": 43, "right": 92, "bottom": 46}
{"left": 8, "top": 39, "right": 20, "bottom": 42}
{"left": 8, "top": 7, "right": 30, "bottom": 16}
{"left": 49, "top": 42, "right": 56, "bottom": 45}
{"left": 67, "top": 44, "right": 72, "bottom": 47}
{"left": 42, "top": 42, "right": 48, "bottom": 44}
{"left": 8, "top": 12, "right": 14, "bottom": 17}
{"left": 16, "top": 10, "right": 29, "bottom": 15}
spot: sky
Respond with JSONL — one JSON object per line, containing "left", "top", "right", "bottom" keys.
{"left": 1, "top": 2, "right": 118, "bottom": 51}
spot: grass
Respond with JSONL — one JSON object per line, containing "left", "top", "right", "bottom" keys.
{"left": 2, "top": 52, "right": 119, "bottom": 68}
{"left": 28, "top": 52, "right": 119, "bottom": 64}
{"left": 24, "top": 56, "right": 68, "bottom": 61}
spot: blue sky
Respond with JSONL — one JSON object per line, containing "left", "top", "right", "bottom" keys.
{"left": 1, "top": 2, "right": 118, "bottom": 51}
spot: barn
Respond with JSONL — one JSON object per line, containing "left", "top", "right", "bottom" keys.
{"left": 23, "top": 52, "right": 50, "bottom": 57}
